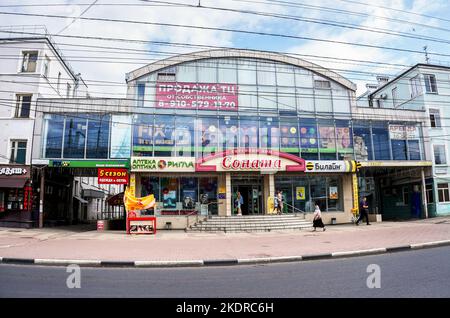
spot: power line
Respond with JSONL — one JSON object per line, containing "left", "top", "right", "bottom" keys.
{"left": 2, "top": 11, "right": 450, "bottom": 58}
{"left": 56, "top": 0, "right": 99, "bottom": 35}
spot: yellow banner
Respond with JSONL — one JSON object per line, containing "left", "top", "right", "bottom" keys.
{"left": 352, "top": 173, "right": 359, "bottom": 215}
{"left": 124, "top": 186, "right": 156, "bottom": 212}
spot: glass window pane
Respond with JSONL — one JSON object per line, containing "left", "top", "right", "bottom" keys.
{"left": 258, "top": 86, "right": 277, "bottom": 110}
{"left": 257, "top": 61, "right": 276, "bottom": 85}
{"left": 408, "top": 140, "right": 421, "bottom": 160}
{"left": 300, "top": 118, "right": 318, "bottom": 159}
{"left": 392, "top": 140, "right": 407, "bottom": 160}
{"left": 199, "top": 177, "right": 218, "bottom": 215}
{"left": 198, "top": 60, "right": 217, "bottom": 83}
{"left": 154, "top": 115, "right": 175, "bottom": 156}
{"left": 44, "top": 114, "right": 64, "bottom": 158}
{"left": 276, "top": 64, "right": 295, "bottom": 87}
{"left": 277, "top": 87, "right": 296, "bottom": 111}
{"left": 63, "top": 115, "right": 87, "bottom": 158}
{"left": 259, "top": 117, "right": 279, "bottom": 150}
{"left": 353, "top": 121, "right": 373, "bottom": 161}
{"left": 336, "top": 120, "right": 352, "bottom": 160}
{"left": 237, "top": 59, "right": 256, "bottom": 85}
{"left": 174, "top": 115, "right": 195, "bottom": 157}
{"left": 296, "top": 88, "right": 314, "bottom": 113}
{"left": 315, "top": 89, "right": 332, "bottom": 113}
{"left": 219, "top": 116, "right": 238, "bottom": 150}
{"left": 177, "top": 62, "right": 197, "bottom": 82}
{"left": 240, "top": 117, "right": 259, "bottom": 149}
{"left": 218, "top": 59, "right": 237, "bottom": 83}
{"left": 238, "top": 85, "right": 258, "bottom": 110}
{"left": 280, "top": 118, "right": 299, "bottom": 155}
{"left": 310, "top": 176, "right": 327, "bottom": 211}
{"left": 372, "top": 122, "right": 390, "bottom": 160}
{"left": 318, "top": 121, "right": 336, "bottom": 160}
{"left": 180, "top": 177, "right": 198, "bottom": 208}
{"left": 141, "top": 176, "right": 160, "bottom": 201}
{"left": 86, "top": 114, "right": 110, "bottom": 158}
{"left": 295, "top": 68, "right": 313, "bottom": 88}
{"left": 332, "top": 89, "right": 350, "bottom": 114}
{"left": 160, "top": 177, "right": 178, "bottom": 209}
{"left": 198, "top": 117, "right": 219, "bottom": 158}
{"left": 133, "top": 114, "right": 153, "bottom": 157}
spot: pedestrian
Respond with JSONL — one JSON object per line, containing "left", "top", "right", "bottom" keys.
{"left": 273, "top": 190, "right": 280, "bottom": 214}
{"left": 277, "top": 190, "right": 283, "bottom": 215}
{"left": 235, "top": 191, "right": 243, "bottom": 216}
{"left": 356, "top": 196, "right": 371, "bottom": 225}
{"left": 313, "top": 202, "right": 325, "bottom": 231}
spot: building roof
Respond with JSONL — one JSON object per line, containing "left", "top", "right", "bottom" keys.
{"left": 368, "top": 63, "right": 450, "bottom": 99}
{"left": 125, "top": 48, "right": 356, "bottom": 91}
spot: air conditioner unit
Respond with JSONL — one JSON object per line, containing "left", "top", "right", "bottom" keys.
{"left": 380, "top": 93, "right": 388, "bottom": 99}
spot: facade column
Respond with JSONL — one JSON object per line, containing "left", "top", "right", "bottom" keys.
{"left": 263, "top": 173, "right": 275, "bottom": 214}
{"left": 421, "top": 168, "right": 428, "bottom": 219}
{"left": 38, "top": 168, "right": 44, "bottom": 228}
{"left": 218, "top": 174, "right": 227, "bottom": 216}
{"left": 225, "top": 172, "right": 232, "bottom": 216}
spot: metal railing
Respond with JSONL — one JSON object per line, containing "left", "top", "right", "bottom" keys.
{"left": 283, "top": 202, "right": 307, "bottom": 217}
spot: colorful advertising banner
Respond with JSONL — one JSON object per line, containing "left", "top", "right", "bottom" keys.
{"left": 296, "top": 187, "right": 305, "bottom": 200}
{"left": 156, "top": 82, "right": 238, "bottom": 111}
{"left": 97, "top": 168, "right": 129, "bottom": 184}
{"left": 300, "top": 125, "right": 318, "bottom": 151}
{"left": 329, "top": 186, "right": 338, "bottom": 199}
{"left": 110, "top": 115, "right": 131, "bottom": 158}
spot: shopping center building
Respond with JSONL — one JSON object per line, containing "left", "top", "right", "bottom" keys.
{"left": 123, "top": 49, "right": 432, "bottom": 227}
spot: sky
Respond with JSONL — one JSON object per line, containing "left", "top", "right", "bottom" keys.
{"left": 1, "top": 0, "right": 450, "bottom": 97}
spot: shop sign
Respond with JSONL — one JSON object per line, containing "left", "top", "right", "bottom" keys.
{"left": 97, "top": 168, "right": 129, "bottom": 184}
{"left": 128, "top": 219, "right": 156, "bottom": 234}
{"left": 360, "top": 161, "right": 432, "bottom": 167}
{"left": 49, "top": 160, "right": 129, "bottom": 168}
{"left": 304, "top": 160, "right": 354, "bottom": 173}
{"left": 389, "top": 125, "right": 419, "bottom": 140}
{"left": 156, "top": 82, "right": 238, "bottom": 111}
{"left": 131, "top": 157, "right": 195, "bottom": 172}
{"left": 0, "top": 167, "right": 28, "bottom": 176}
{"left": 352, "top": 173, "right": 359, "bottom": 214}
{"left": 196, "top": 149, "right": 305, "bottom": 172}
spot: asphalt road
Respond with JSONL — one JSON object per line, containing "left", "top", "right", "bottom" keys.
{"left": 0, "top": 246, "right": 449, "bottom": 298}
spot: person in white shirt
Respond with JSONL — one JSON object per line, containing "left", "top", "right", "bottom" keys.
{"left": 313, "top": 202, "right": 326, "bottom": 232}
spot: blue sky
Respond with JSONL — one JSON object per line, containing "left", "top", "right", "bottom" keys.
{"left": 1, "top": 0, "right": 450, "bottom": 96}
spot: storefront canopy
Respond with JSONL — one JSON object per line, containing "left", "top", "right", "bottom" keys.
{"left": 107, "top": 192, "right": 124, "bottom": 206}
{"left": 0, "top": 178, "right": 27, "bottom": 188}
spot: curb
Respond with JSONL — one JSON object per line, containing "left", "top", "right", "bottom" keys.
{"left": 1, "top": 240, "right": 450, "bottom": 268}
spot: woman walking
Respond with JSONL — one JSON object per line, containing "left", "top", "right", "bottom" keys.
{"left": 235, "top": 191, "right": 243, "bottom": 216}
{"left": 313, "top": 202, "right": 326, "bottom": 232}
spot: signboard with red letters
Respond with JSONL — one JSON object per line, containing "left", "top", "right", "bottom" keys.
{"left": 97, "top": 168, "right": 128, "bottom": 184}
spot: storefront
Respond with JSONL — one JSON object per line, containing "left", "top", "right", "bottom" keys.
{"left": 0, "top": 165, "right": 34, "bottom": 228}
{"left": 131, "top": 150, "right": 357, "bottom": 227}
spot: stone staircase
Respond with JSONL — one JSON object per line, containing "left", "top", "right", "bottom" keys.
{"left": 187, "top": 214, "right": 313, "bottom": 232}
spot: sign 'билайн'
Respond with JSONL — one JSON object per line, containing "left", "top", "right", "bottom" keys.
{"left": 98, "top": 168, "right": 128, "bottom": 184}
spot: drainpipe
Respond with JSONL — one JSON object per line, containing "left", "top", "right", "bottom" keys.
{"left": 421, "top": 168, "right": 428, "bottom": 218}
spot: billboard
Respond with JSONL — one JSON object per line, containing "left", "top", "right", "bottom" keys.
{"left": 156, "top": 82, "right": 238, "bottom": 111}
{"left": 110, "top": 115, "right": 131, "bottom": 158}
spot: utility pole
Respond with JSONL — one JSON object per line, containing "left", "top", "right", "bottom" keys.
{"left": 423, "top": 46, "right": 430, "bottom": 64}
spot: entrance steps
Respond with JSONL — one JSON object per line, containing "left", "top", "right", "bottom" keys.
{"left": 187, "top": 214, "right": 313, "bottom": 232}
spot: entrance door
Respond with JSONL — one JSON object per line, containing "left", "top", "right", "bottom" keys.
{"left": 231, "top": 177, "right": 263, "bottom": 215}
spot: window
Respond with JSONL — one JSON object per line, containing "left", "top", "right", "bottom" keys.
{"left": 314, "top": 80, "right": 331, "bottom": 89}
{"left": 57, "top": 72, "right": 61, "bottom": 94}
{"left": 21, "top": 51, "right": 38, "bottom": 72}
{"left": 44, "top": 114, "right": 64, "bottom": 158}
{"left": 86, "top": 114, "right": 110, "bottom": 159}
{"left": 424, "top": 74, "right": 438, "bottom": 93}
{"left": 66, "top": 83, "right": 71, "bottom": 98}
{"left": 410, "top": 75, "right": 422, "bottom": 98}
{"left": 43, "top": 55, "right": 50, "bottom": 78}
{"left": 426, "top": 184, "right": 434, "bottom": 204}
{"left": 137, "top": 83, "right": 145, "bottom": 107}
{"left": 63, "top": 115, "right": 87, "bottom": 158}
{"left": 438, "top": 183, "right": 450, "bottom": 203}
{"left": 10, "top": 140, "right": 27, "bottom": 164}
{"left": 392, "top": 87, "right": 398, "bottom": 106}
{"left": 429, "top": 109, "right": 441, "bottom": 128}
{"left": 434, "top": 145, "right": 447, "bottom": 165}
{"left": 15, "top": 94, "right": 32, "bottom": 118}
{"left": 372, "top": 122, "right": 390, "bottom": 160}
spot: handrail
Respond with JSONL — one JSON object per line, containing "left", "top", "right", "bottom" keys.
{"left": 283, "top": 202, "right": 307, "bottom": 215}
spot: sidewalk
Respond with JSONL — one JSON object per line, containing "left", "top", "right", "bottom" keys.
{"left": 1, "top": 217, "right": 449, "bottom": 266}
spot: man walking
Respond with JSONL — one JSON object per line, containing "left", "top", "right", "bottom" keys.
{"left": 356, "top": 196, "right": 371, "bottom": 225}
